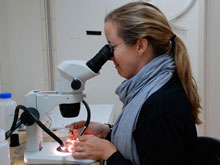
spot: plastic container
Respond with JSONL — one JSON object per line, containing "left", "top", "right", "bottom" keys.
{"left": 0, "top": 93, "right": 17, "bottom": 131}
{"left": 0, "top": 129, "right": 10, "bottom": 165}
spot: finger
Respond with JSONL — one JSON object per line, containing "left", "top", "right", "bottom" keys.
{"left": 68, "top": 127, "right": 81, "bottom": 137}
{"left": 66, "top": 137, "right": 73, "bottom": 142}
{"left": 74, "top": 120, "right": 86, "bottom": 129}
{"left": 66, "top": 137, "right": 78, "bottom": 143}
{"left": 72, "top": 151, "right": 88, "bottom": 159}
{"left": 64, "top": 142, "right": 72, "bottom": 148}
{"left": 72, "top": 150, "right": 90, "bottom": 159}
{"left": 67, "top": 121, "right": 84, "bottom": 130}
{"left": 77, "top": 134, "right": 93, "bottom": 141}
{"left": 70, "top": 122, "right": 76, "bottom": 130}
{"left": 65, "top": 123, "right": 76, "bottom": 129}
{"left": 68, "top": 128, "right": 74, "bottom": 136}
{"left": 65, "top": 125, "right": 70, "bottom": 128}
{"left": 75, "top": 146, "right": 85, "bottom": 152}
{"left": 72, "top": 140, "right": 82, "bottom": 147}
{"left": 69, "top": 142, "right": 84, "bottom": 152}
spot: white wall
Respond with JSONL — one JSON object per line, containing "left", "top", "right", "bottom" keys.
{"left": 205, "top": 0, "right": 220, "bottom": 138}
{"left": 0, "top": 0, "right": 49, "bottom": 103}
{"left": 0, "top": 0, "right": 10, "bottom": 94}
{"left": 0, "top": 75, "right": 1, "bottom": 92}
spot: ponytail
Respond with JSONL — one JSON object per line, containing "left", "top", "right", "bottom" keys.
{"left": 173, "top": 36, "right": 202, "bottom": 124}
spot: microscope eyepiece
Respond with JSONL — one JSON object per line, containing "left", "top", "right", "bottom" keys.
{"left": 86, "top": 44, "right": 113, "bottom": 73}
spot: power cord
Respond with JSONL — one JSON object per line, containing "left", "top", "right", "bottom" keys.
{"left": 5, "top": 100, "right": 91, "bottom": 149}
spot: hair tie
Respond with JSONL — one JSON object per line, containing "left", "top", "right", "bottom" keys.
{"left": 170, "top": 34, "right": 176, "bottom": 42}
{"left": 170, "top": 34, "right": 176, "bottom": 55}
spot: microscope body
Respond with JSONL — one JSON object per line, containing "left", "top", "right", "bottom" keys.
{"left": 24, "top": 60, "right": 98, "bottom": 152}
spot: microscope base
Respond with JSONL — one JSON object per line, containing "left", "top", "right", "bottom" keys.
{"left": 24, "top": 142, "right": 96, "bottom": 164}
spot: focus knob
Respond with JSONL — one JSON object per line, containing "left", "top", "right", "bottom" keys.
{"left": 71, "top": 79, "right": 82, "bottom": 90}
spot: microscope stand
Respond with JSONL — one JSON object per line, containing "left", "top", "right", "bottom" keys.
{"left": 24, "top": 142, "right": 96, "bottom": 164}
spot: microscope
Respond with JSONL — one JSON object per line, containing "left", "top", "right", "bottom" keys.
{"left": 6, "top": 44, "right": 113, "bottom": 164}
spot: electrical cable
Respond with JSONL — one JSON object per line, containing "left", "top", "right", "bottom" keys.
{"left": 77, "top": 100, "right": 91, "bottom": 138}
{"left": 5, "top": 105, "right": 21, "bottom": 139}
{"left": 5, "top": 120, "right": 22, "bottom": 140}
{"left": 5, "top": 105, "right": 64, "bottom": 147}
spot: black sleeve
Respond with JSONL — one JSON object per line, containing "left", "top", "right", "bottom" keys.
{"left": 107, "top": 152, "right": 132, "bottom": 165}
{"left": 105, "top": 131, "right": 112, "bottom": 141}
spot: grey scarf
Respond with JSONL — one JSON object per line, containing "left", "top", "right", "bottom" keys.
{"left": 111, "top": 54, "right": 176, "bottom": 164}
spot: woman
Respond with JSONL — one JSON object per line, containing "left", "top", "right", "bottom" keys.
{"left": 66, "top": 2, "right": 202, "bottom": 164}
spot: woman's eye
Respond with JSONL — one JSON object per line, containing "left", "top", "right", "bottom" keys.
{"left": 109, "top": 44, "right": 115, "bottom": 53}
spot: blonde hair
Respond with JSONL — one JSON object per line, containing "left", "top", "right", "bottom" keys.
{"left": 105, "top": 2, "right": 202, "bottom": 124}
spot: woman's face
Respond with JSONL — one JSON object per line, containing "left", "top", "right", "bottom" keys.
{"left": 104, "top": 22, "right": 141, "bottom": 79}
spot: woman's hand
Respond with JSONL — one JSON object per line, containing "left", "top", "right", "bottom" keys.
{"left": 70, "top": 135, "right": 117, "bottom": 160}
{"left": 65, "top": 121, "right": 110, "bottom": 140}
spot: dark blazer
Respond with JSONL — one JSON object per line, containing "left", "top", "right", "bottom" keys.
{"left": 107, "top": 74, "right": 197, "bottom": 165}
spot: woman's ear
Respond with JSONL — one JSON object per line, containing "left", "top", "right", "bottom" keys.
{"left": 137, "top": 38, "right": 148, "bottom": 56}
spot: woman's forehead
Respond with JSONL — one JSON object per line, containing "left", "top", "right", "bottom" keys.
{"left": 104, "top": 22, "right": 122, "bottom": 44}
